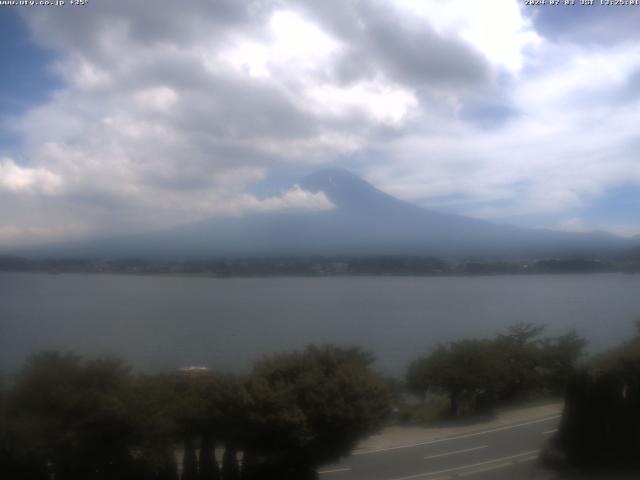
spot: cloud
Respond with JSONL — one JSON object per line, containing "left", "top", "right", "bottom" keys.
{"left": 297, "top": 0, "right": 494, "bottom": 89}
{"left": 2, "top": 0, "right": 502, "bottom": 243}
{"left": 0, "top": 158, "right": 63, "bottom": 195}
{"left": 365, "top": 36, "right": 640, "bottom": 231}
{"left": 0, "top": 225, "right": 88, "bottom": 245}
{"left": 392, "top": 0, "right": 540, "bottom": 73}
{"left": 559, "top": 217, "right": 640, "bottom": 239}
{"left": 0, "top": 0, "right": 638, "bottom": 243}
{"left": 225, "top": 185, "right": 335, "bottom": 216}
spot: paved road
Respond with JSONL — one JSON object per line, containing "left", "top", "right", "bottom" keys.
{"left": 318, "top": 416, "right": 560, "bottom": 480}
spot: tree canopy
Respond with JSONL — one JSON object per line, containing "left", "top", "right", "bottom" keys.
{"left": 242, "top": 346, "right": 391, "bottom": 477}
{"left": 0, "top": 345, "right": 391, "bottom": 480}
{"left": 406, "top": 324, "right": 587, "bottom": 416}
{"left": 556, "top": 324, "right": 640, "bottom": 469}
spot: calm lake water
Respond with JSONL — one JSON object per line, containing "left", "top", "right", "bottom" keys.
{"left": 1, "top": 273, "right": 639, "bottom": 376}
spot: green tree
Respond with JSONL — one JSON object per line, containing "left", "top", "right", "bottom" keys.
{"left": 594, "top": 320, "right": 640, "bottom": 368}
{"left": 198, "top": 434, "right": 220, "bottom": 480}
{"left": 492, "top": 323, "right": 545, "bottom": 401}
{"left": 8, "top": 351, "right": 137, "bottom": 480}
{"left": 559, "top": 360, "right": 640, "bottom": 468}
{"left": 242, "top": 345, "right": 391, "bottom": 477}
{"left": 406, "top": 358, "right": 431, "bottom": 403}
{"left": 406, "top": 324, "right": 589, "bottom": 422}
{"left": 221, "top": 445, "right": 240, "bottom": 480}
{"left": 423, "top": 341, "right": 496, "bottom": 416}
{"left": 539, "top": 331, "right": 587, "bottom": 394}
{"left": 1, "top": 373, "right": 49, "bottom": 480}
{"left": 198, "top": 374, "right": 247, "bottom": 450}
{"left": 181, "top": 438, "right": 197, "bottom": 480}
{"left": 128, "top": 374, "right": 182, "bottom": 480}
{"left": 240, "top": 449, "right": 259, "bottom": 480}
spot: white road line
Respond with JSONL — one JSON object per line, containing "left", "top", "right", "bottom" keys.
{"left": 318, "top": 467, "right": 352, "bottom": 475}
{"left": 542, "top": 429, "right": 557, "bottom": 435}
{"left": 423, "top": 445, "right": 488, "bottom": 460}
{"left": 458, "top": 455, "right": 538, "bottom": 477}
{"left": 387, "top": 450, "right": 540, "bottom": 480}
{"left": 353, "top": 415, "right": 560, "bottom": 456}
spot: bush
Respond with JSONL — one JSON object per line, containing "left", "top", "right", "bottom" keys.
{"left": 406, "top": 324, "right": 587, "bottom": 417}
{"left": 557, "top": 324, "right": 640, "bottom": 469}
{"left": 395, "top": 396, "right": 449, "bottom": 424}
{"left": 0, "top": 346, "right": 391, "bottom": 479}
{"left": 241, "top": 345, "right": 391, "bottom": 475}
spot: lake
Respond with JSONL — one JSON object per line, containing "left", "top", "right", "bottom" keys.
{"left": 1, "top": 273, "right": 639, "bottom": 376}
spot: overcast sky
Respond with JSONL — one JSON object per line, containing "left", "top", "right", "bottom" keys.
{"left": 1, "top": 0, "right": 639, "bottom": 246}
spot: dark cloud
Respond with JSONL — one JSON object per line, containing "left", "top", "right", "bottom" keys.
{"left": 357, "top": 4, "right": 490, "bottom": 88}
{"left": 173, "top": 77, "right": 320, "bottom": 140}
{"left": 22, "top": 0, "right": 261, "bottom": 56}
{"left": 298, "top": 0, "right": 490, "bottom": 89}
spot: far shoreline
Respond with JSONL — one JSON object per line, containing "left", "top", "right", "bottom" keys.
{"left": 1, "top": 269, "right": 637, "bottom": 280}
{"left": 1, "top": 254, "right": 638, "bottom": 278}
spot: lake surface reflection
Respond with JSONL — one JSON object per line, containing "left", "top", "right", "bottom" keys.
{"left": 1, "top": 273, "right": 639, "bottom": 375}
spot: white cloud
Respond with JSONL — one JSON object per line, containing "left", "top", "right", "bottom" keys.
{"left": 304, "top": 80, "right": 418, "bottom": 126}
{"left": 134, "top": 87, "right": 178, "bottom": 112}
{"left": 269, "top": 10, "right": 339, "bottom": 64}
{"left": 225, "top": 185, "right": 335, "bottom": 216}
{"left": 216, "top": 10, "right": 340, "bottom": 80}
{"left": 392, "top": 0, "right": 541, "bottom": 72}
{"left": 366, "top": 39, "right": 640, "bottom": 229}
{"left": 0, "top": 158, "right": 63, "bottom": 195}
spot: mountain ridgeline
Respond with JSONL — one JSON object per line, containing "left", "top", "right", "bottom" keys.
{"left": 21, "top": 169, "right": 638, "bottom": 259}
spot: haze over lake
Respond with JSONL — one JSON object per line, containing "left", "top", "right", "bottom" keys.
{"left": 1, "top": 272, "right": 639, "bottom": 376}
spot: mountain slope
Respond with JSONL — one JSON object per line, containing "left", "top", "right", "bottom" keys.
{"left": 24, "top": 168, "right": 633, "bottom": 259}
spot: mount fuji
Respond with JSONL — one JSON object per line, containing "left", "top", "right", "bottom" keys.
{"left": 22, "top": 169, "right": 634, "bottom": 259}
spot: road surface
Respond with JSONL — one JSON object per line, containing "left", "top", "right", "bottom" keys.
{"left": 318, "top": 415, "right": 560, "bottom": 480}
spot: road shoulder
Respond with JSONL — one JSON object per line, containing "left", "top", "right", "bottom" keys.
{"left": 353, "top": 402, "right": 563, "bottom": 455}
